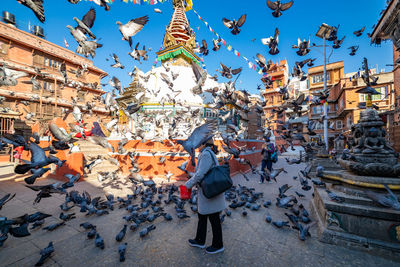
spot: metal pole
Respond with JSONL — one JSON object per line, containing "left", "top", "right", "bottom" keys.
{"left": 323, "top": 34, "right": 329, "bottom": 151}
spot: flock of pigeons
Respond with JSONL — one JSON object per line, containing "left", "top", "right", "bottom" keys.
{"left": 1, "top": 1, "right": 398, "bottom": 264}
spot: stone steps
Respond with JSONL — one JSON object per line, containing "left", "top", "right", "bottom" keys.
{"left": 316, "top": 187, "right": 400, "bottom": 222}
{"left": 0, "top": 162, "right": 15, "bottom": 177}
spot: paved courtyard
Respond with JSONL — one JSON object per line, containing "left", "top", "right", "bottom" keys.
{"left": 0, "top": 158, "right": 398, "bottom": 267}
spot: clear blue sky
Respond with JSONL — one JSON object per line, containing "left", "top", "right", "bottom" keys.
{"left": 4, "top": 0, "right": 393, "bottom": 96}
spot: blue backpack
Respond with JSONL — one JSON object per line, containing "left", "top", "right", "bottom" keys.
{"left": 268, "top": 144, "right": 278, "bottom": 163}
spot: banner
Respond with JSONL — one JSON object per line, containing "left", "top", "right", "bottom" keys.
{"left": 191, "top": 9, "right": 265, "bottom": 76}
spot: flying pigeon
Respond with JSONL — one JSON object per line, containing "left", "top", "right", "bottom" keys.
{"left": 261, "top": 27, "right": 279, "bottom": 55}
{"left": 177, "top": 122, "right": 216, "bottom": 166}
{"left": 17, "top": 0, "right": 45, "bottom": 23}
{"left": 73, "top": 8, "right": 97, "bottom": 39}
{"left": 117, "top": 16, "right": 149, "bottom": 49}
{"left": 353, "top": 26, "right": 365, "bottom": 37}
{"left": 266, "top": 0, "right": 294, "bottom": 17}
{"left": 348, "top": 45, "right": 359, "bottom": 56}
{"left": 222, "top": 14, "right": 247, "bottom": 35}
{"left": 218, "top": 63, "right": 242, "bottom": 79}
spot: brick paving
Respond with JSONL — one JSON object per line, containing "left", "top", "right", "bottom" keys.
{"left": 0, "top": 158, "right": 398, "bottom": 267}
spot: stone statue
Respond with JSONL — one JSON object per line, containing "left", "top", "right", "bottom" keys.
{"left": 362, "top": 127, "right": 386, "bottom": 154}
{"left": 338, "top": 107, "right": 400, "bottom": 177}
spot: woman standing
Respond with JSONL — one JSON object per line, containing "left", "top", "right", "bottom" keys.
{"left": 185, "top": 138, "right": 226, "bottom": 254}
{"left": 260, "top": 137, "right": 276, "bottom": 183}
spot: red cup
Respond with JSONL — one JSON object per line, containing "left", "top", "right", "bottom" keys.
{"left": 180, "top": 185, "right": 192, "bottom": 200}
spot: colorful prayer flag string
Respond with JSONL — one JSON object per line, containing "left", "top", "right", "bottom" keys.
{"left": 191, "top": 8, "right": 264, "bottom": 75}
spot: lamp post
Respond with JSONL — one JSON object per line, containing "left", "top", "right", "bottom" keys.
{"left": 315, "top": 23, "right": 335, "bottom": 152}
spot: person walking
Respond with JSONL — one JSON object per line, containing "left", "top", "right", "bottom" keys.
{"left": 185, "top": 137, "right": 226, "bottom": 254}
{"left": 260, "top": 137, "right": 276, "bottom": 183}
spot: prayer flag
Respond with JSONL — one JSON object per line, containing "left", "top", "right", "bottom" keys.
{"left": 185, "top": 0, "right": 193, "bottom": 12}
{"left": 64, "top": 38, "right": 69, "bottom": 48}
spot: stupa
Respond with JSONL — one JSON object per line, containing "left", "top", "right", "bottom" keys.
{"left": 115, "top": 0, "right": 222, "bottom": 140}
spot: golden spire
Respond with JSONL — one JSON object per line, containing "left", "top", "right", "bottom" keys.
{"left": 162, "top": 0, "right": 195, "bottom": 50}
{"left": 157, "top": 0, "right": 200, "bottom": 67}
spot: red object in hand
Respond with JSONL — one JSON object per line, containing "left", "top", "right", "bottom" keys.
{"left": 180, "top": 185, "right": 192, "bottom": 200}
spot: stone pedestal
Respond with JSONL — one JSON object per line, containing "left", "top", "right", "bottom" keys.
{"left": 311, "top": 170, "right": 400, "bottom": 260}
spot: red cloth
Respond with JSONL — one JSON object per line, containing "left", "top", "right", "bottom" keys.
{"left": 13, "top": 146, "right": 23, "bottom": 154}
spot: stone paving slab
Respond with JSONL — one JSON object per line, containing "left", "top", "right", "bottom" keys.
{"left": 0, "top": 157, "right": 399, "bottom": 267}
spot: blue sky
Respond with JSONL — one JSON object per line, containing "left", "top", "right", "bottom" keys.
{"left": 4, "top": 0, "right": 393, "bottom": 96}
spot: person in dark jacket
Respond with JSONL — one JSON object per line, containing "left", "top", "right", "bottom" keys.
{"left": 260, "top": 137, "right": 276, "bottom": 183}
{"left": 185, "top": 137, "right": 226, "bottom": 254}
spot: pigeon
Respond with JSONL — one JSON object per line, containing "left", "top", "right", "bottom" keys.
{"left": 332, "top": 36, "right": 345, "bottom": 49}
{"left": 73, "top": 8, "right": 97, "bottom": 39}
{"left": 365, "top": 184, "right": 400, "bottom": 210}
{"left": 92, "top": 0, "right": 110, "bottom": 11}
{"left": 30, "top": 219, "right": 45, "bottom": 230}
{"left": 95, "top": 233, "right": 105, "bottom": 249}
{"left": 59, "top": 212, "right": 76, "bottom": 221}
{"left": 348, "top": 46, "right": 359, "bottom": 56}
{"left": 15, "top": 142, "right": 61, "bottom": 174}
{"left": 293, "top": 36, "right": 311, "bottom": 56}
{"left": 353, "top": 26, "right": 365, "bottom": 37}
{"left": 117, "top": 16, "right": 149, "bottom": 49}
{"left": 115, "top": 225, "right": 127, "bottom": 242}
{"left": 218, "top": 63, "right": 242, "bottom": 79}
{"left": 35, "top": 241, "right": 54, "bottom": 266}
{"left": 265, "top": 212, "right": 272, "bottom": 223}
{"left": 266, "top": 168, "right": 287, "bottom": 182}
{"left": 17, "top": 0, "right": 45, "bottom": 23}
{"left": 272, "top": 221, "right": 290, "bottom": 228}
{"left": 129, "top": 42, "right": 148, "bottom": 62}
{"left": 222, "top": 14, "right": 247, "bottom": 35}
{"left": 261, "top": 28, "right": 279, "bottom": 55}
{"left": 139, "top": 224, "right": 156, "bottom": 237}
{"left": 43, "top": 221, "right": 65, "bottom": 231}
{"left": 199, "top": 39, "right": 209, "bottom": 56}
{"left": 212, "top": 38, "right": 221, "bottom": 51}
{"left": 0, "top": 64, "right": 28, "bottom": 86}
{"left": 0, "top": 193, "right": 16, "bottom": 210}
{"left": 119, "top": 243, "right": 127, "bottom": 262}
{"left": 62, "top": 173, "right": 81, "bottom": 189}
{"left": 87, "top": 227, "right": 97, "bottom": 239}
{"left": 110, "top": 53, "right": 124, "bottom": 69}
{"left": 266, "top": 0, "right": 294, "bottom": 17}
{"left": 176, "top": 122, "right": 215, "bottom": 166}
{"left": 326, "top": 190, "right": 345, "bottom": 203}
{"left": 79, "top": 222, "right": 95, "bottom": 230}
{"left": 295, "top": 222, "right": 315, "bottom": 241}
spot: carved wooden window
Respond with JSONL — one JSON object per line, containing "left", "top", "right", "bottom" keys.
{"left": 0, "top": 38, "right": 9, "bottom": 56}
{"left": 33, "top": 51, "right": 45, "bottom": 66}
{"left": 77, "top": 90, "right": 85, "bottom": 102}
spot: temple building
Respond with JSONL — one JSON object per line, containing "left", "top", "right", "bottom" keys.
{"left": 370, "top": 0, "right": 400, "bottom": 152}
{"left": 116, "top": 0, "right": 223, "bottom": 140}
{"left": 0, "top": 16, "right": 108, "bottom": 138}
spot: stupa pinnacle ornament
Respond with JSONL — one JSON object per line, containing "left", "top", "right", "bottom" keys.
{"left": 338, "top": 58, "right": 400, "bottom": 177}
{"left": 156, "top": 0, "right": 201, "bottom": 67}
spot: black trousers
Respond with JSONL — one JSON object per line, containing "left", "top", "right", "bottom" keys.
{"left": 195, "top": 212, "right": 223, "bottom": 249}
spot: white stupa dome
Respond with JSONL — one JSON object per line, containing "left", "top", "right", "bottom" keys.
{"left": 138, "top": 62, "right": 223, "bottom": 106}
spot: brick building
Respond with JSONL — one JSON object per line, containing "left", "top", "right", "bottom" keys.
{"left": 308, "top": 61, "right": 344, "bottom": 147}
{"left": 337, "top": 70, "right": 394, "bottom": 137}
{"left": 0, "top": 19, "right": 108, "bottom": 137}
{"left": 370, "top": 0, "right": 400, "bottom": 152}
{"left": 262, "top": 60, "right": 289, "bottom": 146}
